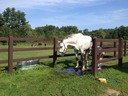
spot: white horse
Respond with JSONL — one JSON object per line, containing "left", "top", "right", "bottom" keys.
{"left": 58, "top": 33, "right": 92, "bottom": 71}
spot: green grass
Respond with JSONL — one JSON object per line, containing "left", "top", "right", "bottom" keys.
{"left": 0, "top": 44, "right": 128, "bottom": 96}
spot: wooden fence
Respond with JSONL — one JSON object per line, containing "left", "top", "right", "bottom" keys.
{"left": 0, "top": 36, "right": 56, "bottom": 73}
{"left": 92, "top": 37, "right": 124, "bottom": 75}
{"left": 0, "top": 36, "right": 127, "bottom": 75}
{"left": 0, "top": 36, "right": 77, "bottom": 74}
{"left": 124, "top": 40, "right": 128, "bottom": 56}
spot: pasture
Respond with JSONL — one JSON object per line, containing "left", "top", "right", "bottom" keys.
{"left": 0, "top": 42, "right": 128, "bottom": 96}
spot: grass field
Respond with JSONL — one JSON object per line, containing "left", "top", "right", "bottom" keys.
{"left": 0, "top": 43, "right": 128, "bottom": 96}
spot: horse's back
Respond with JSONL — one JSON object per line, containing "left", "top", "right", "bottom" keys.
{"left": 75, "top": 33, "right": 92, "bottom": 43}
{"left": 75, "top": 33, "right": 92, "bottom": 50}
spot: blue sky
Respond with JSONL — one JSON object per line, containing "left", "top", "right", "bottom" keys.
{"left": 0, "top": 0, "right": 128, "bottom": 30}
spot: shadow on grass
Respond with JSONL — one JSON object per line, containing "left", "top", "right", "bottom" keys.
{"left": 39, "top": 58, "right": 128, "bottom": 74}
{"left": 57, "top": 60, "right": 76, "bottom": 67}
{"left": 101, "top": 62, "right": 128, "bottom": 74}
{"left": 39, "top": 60, "right": 92, "bottom": 75}
{"left": 39, "top": 59, "right": 75, "bottom": 68}
{"left": 114, "top": 62, "right": 128, "bottom": 73}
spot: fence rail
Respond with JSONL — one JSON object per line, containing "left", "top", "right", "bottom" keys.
{"left": 0, "top": 36, "right": 76, "bottom": 73}
{"left": 124, "top": 40, "right": 128, "bottom": 56}
{"left": 92, "top": 37, "right": 124, "bottom": 75}
{"left": 0, "top": 36, "right": 57, "bottom": 73}
{"left": 0, "top": 36, "right": 128, "bottom": 75}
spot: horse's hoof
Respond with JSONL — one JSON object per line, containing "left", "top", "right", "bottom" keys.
{"left": 75, "top": 66, "right": 79, "bottom": 69}
{"left": 82, "top": 68, "right": 86, "bottom": 71}
{"left": 97, "top": 66, "right": 102, "bottom": 70}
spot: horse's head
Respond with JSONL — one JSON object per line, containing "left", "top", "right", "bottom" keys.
{"left": 57, "top": 40, "right": 67, "bottom": 56}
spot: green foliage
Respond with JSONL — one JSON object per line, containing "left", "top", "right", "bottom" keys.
{"left": 106, "top": 26, "right": 128, "bottom": 39}
{"left": 117, "top": 26, "right": 128, "bottom": 39}
{"left": 97, "top": 29, "right": 107, "bottom": 38}
{"left": 86, "top": 26, "right": 128, "bottom": 39}
{"left": 60, "top": 26, "right": 78, "bottom": 35}
{"left": 91, "top": 29, "right": 107, "bottom": 38}
{"left": 82, "top": 28, "right": 89, "bottom": 35}
{"left": 34, "top": 25, "right": 60, "bottom": 39}
{"left": 3, "top": 7, "right": 27, "bottom": 29}
{"left": 34, "top": 25, "right": 78, "bottom": 38}
{"left": 0, "top": 7, "right": 31, "bottom": 37}
{"left": 0, "top": 14, "right": 4, "bottom": 26}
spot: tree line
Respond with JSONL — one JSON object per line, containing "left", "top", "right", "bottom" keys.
{"left": 0, "top": 7, "right": 128, "bottom": 40}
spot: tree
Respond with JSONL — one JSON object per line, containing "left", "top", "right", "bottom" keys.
{"left": 117, "top": 25, "right": 128, "bottom": 39}
{"left": 91, "top": 29, "right": 106, "bottom": 38}
{"left": 109, "top": 28, "right": 118, "bottom": 39}
{"left": 34, "top": 27, "right": 45, "bottom": 37}
{"left": 0, "top": 14, "right": 4, "bottom": 26}
{"left": 35, "top": 25, "right": 59, "bottom": 38}
{"left": 43, "top": 25, "right": 59, "bottom": 38}
{"left": 97, "top": 29, "right": 107, "bottom": 38}
{"left": 83, "top": 29, "right": 88, "bottom": 34}
{"left": 82, "top": 28, "right": 93, "bottom": 36}
{"left": 0, "top": 7, "right": 30, "bottom": 36}
{"left": 60, "top": 26, "right": 78, "bottom": 35}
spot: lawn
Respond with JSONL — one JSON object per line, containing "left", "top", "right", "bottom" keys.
{"left": 0, "top": 43, "right": 128, "bottom": 96}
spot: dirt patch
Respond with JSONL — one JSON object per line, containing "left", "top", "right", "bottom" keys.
{"left": 104, "top": 88, "right": 120, "bottom": 96}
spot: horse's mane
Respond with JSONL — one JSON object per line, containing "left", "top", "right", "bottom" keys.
{"left": 64, "top": 33, "right": 84, "bottom": 39}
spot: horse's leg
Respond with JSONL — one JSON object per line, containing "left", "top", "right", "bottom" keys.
{"left": 97, "top": 52, "right": 105, "bottom": 70}
{"left": 74, "top": 49, "right": 79, "bottom": 68}
{"left": 82, "top": 49, "right": 90, "bottom": 71}
{"left": 98, "top": 57, "right": 102, "bottom": 70}
{"left": 81, "top": 53, "right": 85, "bottom": 71}
{"left": 86, "top": 49, "right": 90, "bottom": 69}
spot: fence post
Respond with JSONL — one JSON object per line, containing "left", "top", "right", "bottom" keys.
{"left": 100, "top": 42, "right": 103, "bottom": 47}
{"left": 8, "top": 36, "right": 13, "bottom": 73}
{"left": 53, "top": 37, "right": 57, "bottom": 67}
{"left": 124, "top": 40, "right": 126, "bottom": 56}
{"left": 118, "top": 38, "right": 123, "bottom": 67}
{"left": 92, "top": 37, "right": 98, "bottom": 76}
{"left": 114, "top": 42, "right": 117, "bottom": 57}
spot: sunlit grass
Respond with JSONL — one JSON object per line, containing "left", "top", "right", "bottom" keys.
{"left": 0, "top": 43, "right": 128, "bottom": 96}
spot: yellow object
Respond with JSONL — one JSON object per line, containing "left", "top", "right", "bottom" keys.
{"left": 98, "top": 78, "right": 107, "bottom": 83}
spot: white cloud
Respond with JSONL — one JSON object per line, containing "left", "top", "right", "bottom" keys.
{"left": 0, "top": 0, "right": 110, "bottom": 11}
